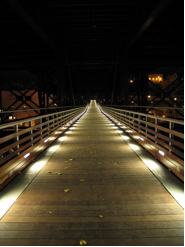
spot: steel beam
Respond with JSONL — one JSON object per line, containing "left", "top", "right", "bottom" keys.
{"left": 126, "top": 0, "right": 172, "bottom": 49}
{"left": 7, "top": 0, "right": 59, "bottom": 52}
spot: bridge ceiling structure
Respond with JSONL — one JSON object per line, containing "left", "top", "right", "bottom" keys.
{"left": 0, "top": 0, "right": 184, "bottom": 103}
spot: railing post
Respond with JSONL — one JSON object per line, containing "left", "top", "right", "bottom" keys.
{"left": 14, "top": 124, "right": 20, "bottom": 155}
{"left": 155, "top": 118, "right": 158, "bottom": 143}
{"left": 29, "top": 120, "right": 33, "bottom": 145}
{"left": 40, "top": 118, "right": 43, "bottom": 139}
{"left": 133, "top": 113, "right": 135, "bottom": 128}
{"left": 51, "top": 115, "right": 54, "bottom": 130}
{"left": 138, "top": 115, "right": 141, "bottom": 132}
{"left": 169, "top": 121, "right": 174, "bottom": 152}
{"left": 145, "top": 116, "right": 148, "bottom": 137}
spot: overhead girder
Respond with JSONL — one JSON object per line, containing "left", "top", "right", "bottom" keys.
{"left": 6, "top": 0, "right": 61, "bottom": 54}
{"left": 126, "top": 0, "right": 172, "bottom": 49}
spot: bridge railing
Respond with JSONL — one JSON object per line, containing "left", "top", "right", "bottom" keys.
{"left": 99, "top": 105, "right": 184, "bottom": 181}
{"left": 0, "top": 105, "right": 88, "bottom": 190}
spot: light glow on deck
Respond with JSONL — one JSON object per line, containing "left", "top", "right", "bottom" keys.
{"left": 31, "top": 161, "right": 46, "bottom": 171}
{"left": 121, "top": 135, "right": 130, "bottom": 140}
{"left": 48, "top": 145, "right": 60, "bottom": 152}
{"left": 129, "top": 144, "right": 140, "bottom": 151}
{"left": 65, "top": 131, "right": 71, "bottom": 134}
{"left": 59, "top": 136, "right": 67, "bottom": 141}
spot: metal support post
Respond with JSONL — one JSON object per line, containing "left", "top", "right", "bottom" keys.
{"left": 145, "top": 116, "right": 148, "bottom": 137}
{"left": 14, "top": 124, "right": 20, "bottom": 155}
{"left": 40, "top": 118, "right": 43, "bottom": 139}
{"left": 169, "top": 121, "right": 174, "bottom": 152}
{"left": 155, "top": 118, "right": 158, "bottom": 143}
{"left": 29, "top": 121, "right": 33, "bottom": 145}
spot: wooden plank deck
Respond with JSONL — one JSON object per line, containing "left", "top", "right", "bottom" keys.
{"left": 0, "top": 103, "right": 184, "bottom": 246}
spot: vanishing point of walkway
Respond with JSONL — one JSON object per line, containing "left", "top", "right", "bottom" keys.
{"left": 0, "top": 101, "right": 184, "bottom": 246}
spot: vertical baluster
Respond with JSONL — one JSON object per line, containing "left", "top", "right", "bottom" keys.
{"left": 29, "top": 120, "right": 33, "bottom": 145}
{"left": 155, "top": 118, "right": 158, "bottom": 143}
{"left": 14, "top": 124, "right": 20, "bottom": 155}
{"left": 145, "top": 116, "right": 148, "bottom": 137}
{"left": 40, "top": 118, "right": 42, "bottom": 139}
{"left": 169, "top": 121, "right": 174, "bottom": 152}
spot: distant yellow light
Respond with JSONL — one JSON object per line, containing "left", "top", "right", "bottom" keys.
{"left": 148, "top": 95, "right": 151, "bottom": 98}
{"left": 9, "top": 116, "right": 13, "bottom": 120}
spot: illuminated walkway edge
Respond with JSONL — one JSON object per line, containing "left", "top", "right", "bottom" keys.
{"left": 0, "top": 118, "right": 84, "bottom": 219}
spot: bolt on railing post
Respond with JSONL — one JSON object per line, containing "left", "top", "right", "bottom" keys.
{"left": 155, "top": 118, "right": 158, "bottom": 143}
{"left": 29, "top": 120, "right": 33, "bottom": 145}
{"left": 169, "top": 121, "right": 174, "bottom": 152}
{"left": 14, "top": 124, "right": 20, "bottom": 155}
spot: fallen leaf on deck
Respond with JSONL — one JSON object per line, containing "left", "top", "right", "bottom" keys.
{"left": 80, "top": 179, "right": 84, "bottom": 181}
{"left": 69, "top": 159, "right": 73, "bottom": 161}
{"left": 90, "top": 151, "right": 92, "bottom": 153}
{"left": 79, "top": 240, "right": 87, "bottom": 245}
{"left": 49, "top": 211, "right": 52, "bottom": 214}
{"left": 65, "top": 161, "right": 68, "bottom": 163}
{"left": 64, "top": 189, "right": 70, "bottom": 193}
{"left": 100, "top": 215, "right": 103, "bottom": 218}
{"left": 47, "top": 171, "right": 52, "bottom": 173}
{"left": 99, "top": 163, "right": 101, "bottom": 164}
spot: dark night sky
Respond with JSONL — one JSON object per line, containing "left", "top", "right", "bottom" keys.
{"left": 0, "top": 0, "right": 184, "bottom": 100}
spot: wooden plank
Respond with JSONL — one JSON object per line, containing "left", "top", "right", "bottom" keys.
{"left": 0, "top": 220, "right": 184, "bottom": 231}
{"left": 1, "top": 215, "right": 184, "bottom": 223}
{"left": 0, "top": 237, "right": 184, "bottom": 246}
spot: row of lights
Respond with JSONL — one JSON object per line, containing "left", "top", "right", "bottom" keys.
{"left": 23, "top": 106, "right": 89, "bottom": 160}
{"left": 99, "top": 107, "right": 165, "bottom": 158}
{"left": 99, "top": 105, "right": 184, "bottom": 209}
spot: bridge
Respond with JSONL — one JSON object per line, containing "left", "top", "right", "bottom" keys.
{"left": 0, "top": 0, "right": 184, "bottom": 245}
{"left": 0, "top": 100, "right": 184, "bottom": 246}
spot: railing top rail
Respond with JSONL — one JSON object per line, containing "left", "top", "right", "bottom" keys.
{"left": 105, "top": 105, "right": 184, "bottom": 110}
{"left": 101, "top": 105, "right": 184, "bottom": 125}
{"left": 0, "top": 105, "right": 84, "bottom": 114}
{"left": 0, "top": 106, "right": 86, "bottom": 129}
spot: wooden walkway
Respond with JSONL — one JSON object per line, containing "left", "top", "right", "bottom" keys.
{"left": 0, "top": 103, "right": 184, "bottom": 246}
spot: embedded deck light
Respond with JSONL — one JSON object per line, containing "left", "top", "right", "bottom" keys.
{"left": 140, "top": 138, "right": 144, "bottom": 141}
{"left": 24, "top": 153, "right": 30, "bottom": 159}
{"left": 159, "top": 150, "right": 165, "bottom": 156}
{"left": 122, "top": 125, "right": 126, "bottom": 128}
{"left": 44, "top": 139, "right": 48, "bottom": 143}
